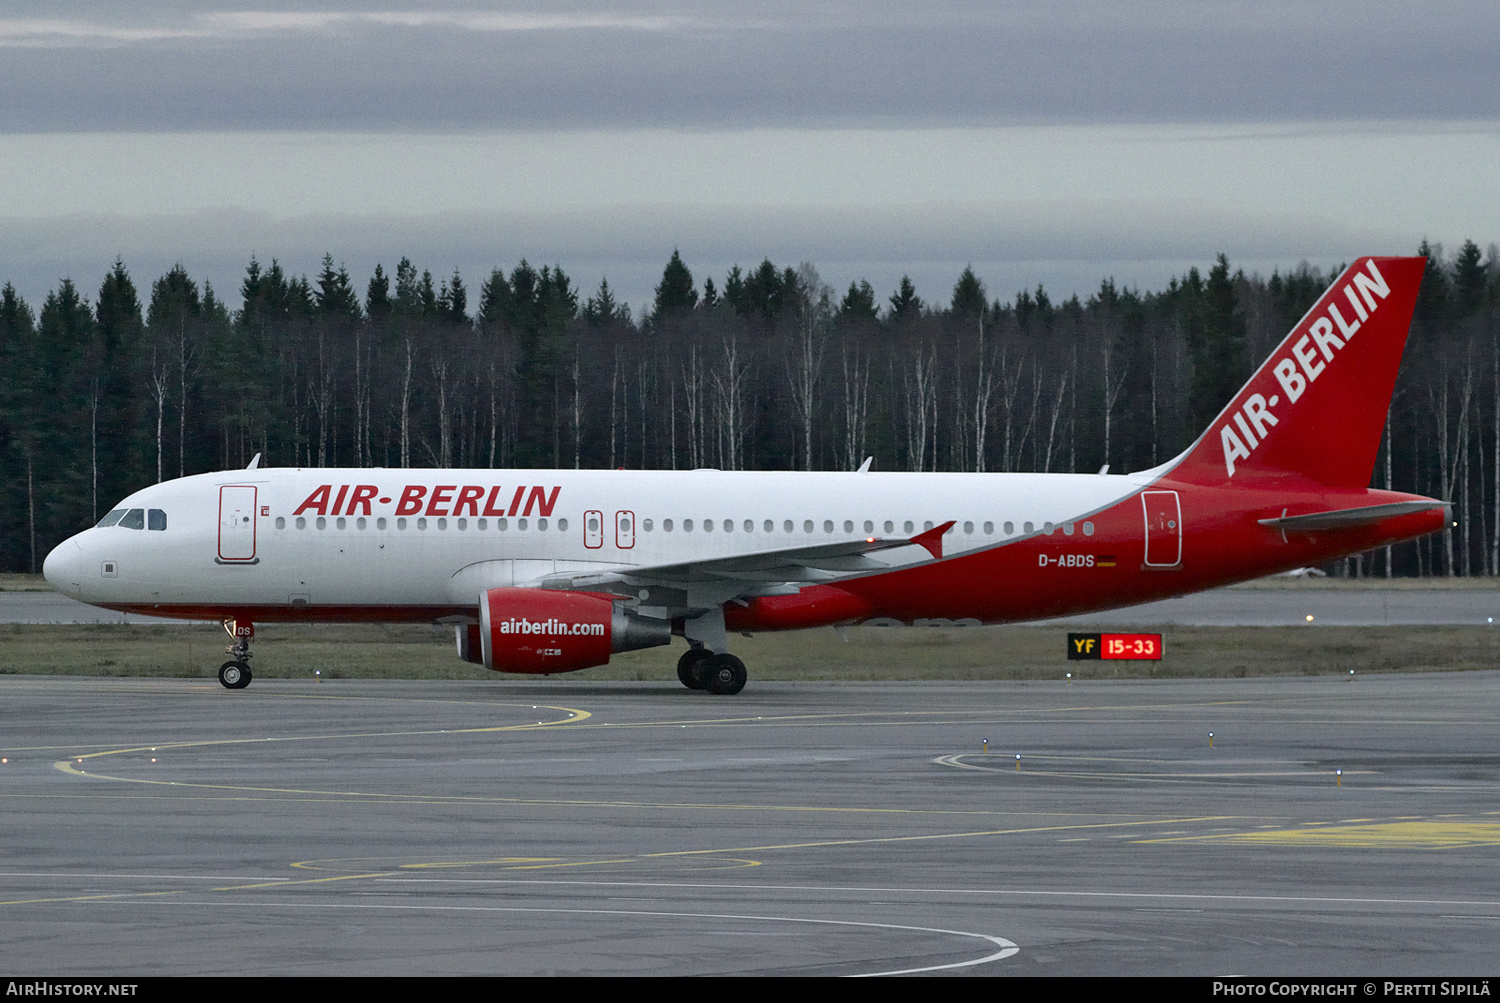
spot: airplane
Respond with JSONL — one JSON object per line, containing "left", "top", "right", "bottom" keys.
{"left": 43, "top": 256, "right": 1446, "bottom": 695}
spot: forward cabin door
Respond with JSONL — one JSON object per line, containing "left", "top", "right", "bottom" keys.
{"left": 1141, "top": 490, "right": 1181, "bottom": 567}
{"left": 218, "top": 485, "right": 259, "bottom": 563}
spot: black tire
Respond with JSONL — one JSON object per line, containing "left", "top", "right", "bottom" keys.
{"left": 704, "top": 653, "right": 747, "bottom": 696}
{"left": 677, "top": 648, "right": 712, "bottom": 690}
{"left": 219, "top": 661, "right": 252, "bottom": 689}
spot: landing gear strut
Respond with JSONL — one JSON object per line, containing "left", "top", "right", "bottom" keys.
{"left": 677, "top": 610, "right": 747, "bottom": 695}
{"left": 219, "top": 619, "right": 253, "bottom": 689}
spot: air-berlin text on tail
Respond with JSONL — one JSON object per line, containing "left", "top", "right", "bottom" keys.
{"left": 1221, "top": 259, "right": 1392, "bottom": 478}
{"left": 292, "top": 484, "right": 561, "bottom": 518}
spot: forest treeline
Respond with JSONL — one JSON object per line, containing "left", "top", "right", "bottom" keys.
{"left": 1, "top": 242, "right": 1497, "bottom": 576}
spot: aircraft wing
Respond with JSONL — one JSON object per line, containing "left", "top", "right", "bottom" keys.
{"left": 526, "top": 521, "right": 955, "bottom": 607}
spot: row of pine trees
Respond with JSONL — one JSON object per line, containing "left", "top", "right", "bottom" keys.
{"left": 1, "top": 241, "right": 1497, "bottom": 576}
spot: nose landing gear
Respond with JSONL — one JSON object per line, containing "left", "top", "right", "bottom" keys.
{"left": 219, "top": 619, "right": 254, "bottom": 689}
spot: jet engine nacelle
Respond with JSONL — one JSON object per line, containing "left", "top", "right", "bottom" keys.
{"left": 475, "top": 587, "right": 671, "bottom": 674}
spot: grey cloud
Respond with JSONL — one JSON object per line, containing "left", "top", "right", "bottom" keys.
{"left": 1, "top": 1, "right": 1495, "bottom": 130}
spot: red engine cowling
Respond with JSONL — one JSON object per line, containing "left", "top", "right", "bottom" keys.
{"left": 476, "top": 587, "right": 671, "bottom": 674}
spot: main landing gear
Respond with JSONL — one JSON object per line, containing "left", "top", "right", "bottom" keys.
{"left": 677, "top": 647, "right": 747, "bottom": 696}
{"left": 219, "top": 619, "right": 253, "bottom": 690}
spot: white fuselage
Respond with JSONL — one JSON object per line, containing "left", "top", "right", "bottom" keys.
{"left": 46, "top": 466, "right": 1148, "bottom": 616}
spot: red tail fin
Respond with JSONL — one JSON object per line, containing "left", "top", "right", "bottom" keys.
{"left": 1168, "top": 256, "right": 1425, "bottom": 488}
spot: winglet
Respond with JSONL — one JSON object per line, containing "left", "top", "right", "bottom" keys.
{"left": 246, "top": 453, "right": 261, "bottom": 470}
{"left": 856, "top": 456, "right": 873, "bottom": 473}
{"left": 910, "top": 520, "right": 955, "bottom": 559}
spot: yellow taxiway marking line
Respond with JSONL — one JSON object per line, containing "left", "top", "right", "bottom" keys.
{"left": 287, "top": 816, "right": 1236, "bottom": 875}
{"left": 49, "top": 702, "right": 590, "bottom": 780}
{"left": 0, "top": 875, "right": 391, "bottom": 908}
{"left": 639, "top": 815, "right": 1243, "bottom": 858}
{"left": 589, "top": 699, "right": 1282, "bottom": 731}
{"left": 397, "top": 858, "right": 563, "bottom": 868}
{"left": 212, "top": 872, "right": 390, "bottom": 891}
{"left": 55, "top": 703, "right": 588, "bottom": 756}
{"left": 0, "top": 889, "right": 184, "bottom": 907}
{"left": 1140, "top": 821, "right": 1500, "bottom": 848}
{"left": 34, "top": 771, "right": 1240, "bottom": 819}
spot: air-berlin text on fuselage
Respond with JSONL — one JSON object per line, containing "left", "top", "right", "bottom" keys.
{"left": 1220, "top": 259, "right": 1392, "bottom": 478}
{"left": 292, "top": 484, "right": 561, "bottom": 518}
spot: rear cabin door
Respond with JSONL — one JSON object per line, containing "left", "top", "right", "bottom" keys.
{"left": 1141, "top": 490, "right": 1181, "bottom": 567}
{"left": 218, "top": 485, "right": 258, "bottom": 562}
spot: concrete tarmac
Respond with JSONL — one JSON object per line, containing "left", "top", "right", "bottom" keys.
{"left": 3, "top": 673, "right": 1499, "bottom": 976}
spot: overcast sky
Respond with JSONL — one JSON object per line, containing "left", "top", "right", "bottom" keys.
{"left": 3, "top": 1, "right": 1497, "bottom": 313}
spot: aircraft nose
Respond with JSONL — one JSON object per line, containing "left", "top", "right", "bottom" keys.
{"left": 42, "top": 537, "right": 84, "bottom": 598}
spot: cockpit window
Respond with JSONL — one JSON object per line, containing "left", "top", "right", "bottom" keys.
{"left": 119, "top": 509, "right": 145, "bottom": 530}
{"left": 148, "top": 509, "right": 167, "bottom": 531}
{"left": 97, "top": 509, "right": 125, "bottom": 528}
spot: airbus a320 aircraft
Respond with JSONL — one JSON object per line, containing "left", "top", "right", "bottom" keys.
{"left": 44, "top": 257, "right": 1445, "bottom": 694}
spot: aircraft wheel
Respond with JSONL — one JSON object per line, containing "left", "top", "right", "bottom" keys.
{"left": 677, "top": 648, "right": 712, "bottom": 690}
{"left": 704, "top": 653, "right": 747, "bottom": 696}
{"left": 219, "top": 660, "right": 252, "bottom": 689}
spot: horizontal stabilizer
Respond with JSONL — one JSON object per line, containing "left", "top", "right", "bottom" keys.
{"left": 1257, "top": 500, "right": 1448, "bottom": 533}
